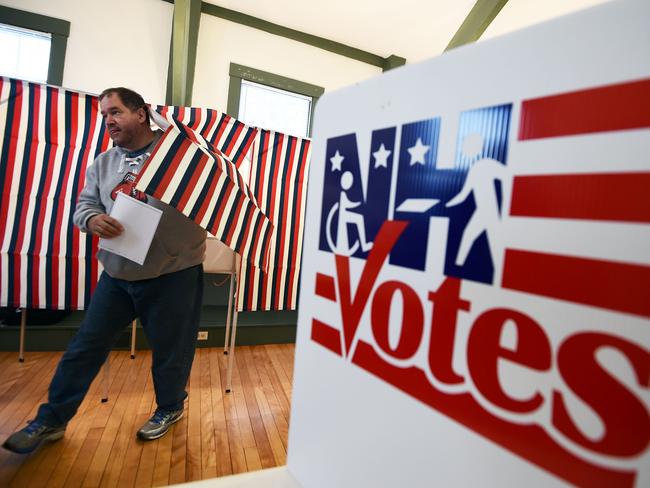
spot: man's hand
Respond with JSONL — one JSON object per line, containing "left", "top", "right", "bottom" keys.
{"left": 88, "top": 214, "right": 124, "bottom": 239}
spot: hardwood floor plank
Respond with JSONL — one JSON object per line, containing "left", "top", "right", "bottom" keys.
{"left": 238, "top": 351, "right": 275, "bottom": 469}
{"left": 220, "top": 353, "right": 249, "bottom": 475}
{"left": 185, "top": 347, "right": 202, "bottom": 482}
{"left": 115, "top": 361, "right": 155, "bottom": 488}
{"left": 199, "top": 349, "right": 217, "bottom": 480}
{"left": 238, "top": 348, "right": 283, "bottom": 467}
{"left": 208, "top": 348, "right": 232, "bottom": 477}
{"left": 99, "top": 353, "right": 151, "bottom": 488}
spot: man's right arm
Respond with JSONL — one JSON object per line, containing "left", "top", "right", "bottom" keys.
{"left": 73, "top": 161, "right": 104, "bottom": 233}
{"left": 73, "top": 161, "right": 123, "bottom": 238}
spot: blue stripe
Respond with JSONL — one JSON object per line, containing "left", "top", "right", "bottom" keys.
{"left": 198, "top": 109, "right": 215, "bottom": 138}
{"left": 27, "top": 86, "right": 56, "bottom": 307}
{"left": 169, "top": 148, "right": 203, "bottom": 208}
{"left": 45, "top": 90, "right": 73, "bottom": 307}
{"left": 64, "top": 95, "right": 94, "bottom": 308}
{"left": 233, "top": 201, "right": 253, "bottom": 251}
{"left": 6, "top": 81, "right": 35, "bottom": 306}
{"left": 0, "top": 80, "right": 19, "bottom": 305}
{"left": 144, "top": 133, "right": 185, "bottom": 195}
{"left": 188, "top": 163, "right": 217, "bottom": 220}
{"left": 206, "top": 177, "right": 230, "bottom": 233}
{"left": 282, "top": 138, "right": 307, "bottom": 307}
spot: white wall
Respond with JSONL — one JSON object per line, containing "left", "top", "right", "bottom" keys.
{"left": 481, "top": 0, "right": 611, "bottom": 41}
{"left": 2, "top": 0, "right": 173, "bottom": 105}
{"left": 192, "top": 14, "right": 382, "bottom": 113}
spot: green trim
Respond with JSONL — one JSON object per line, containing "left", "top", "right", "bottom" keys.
{"left": 203, "top": 3, "right": 387, "bottom": 68}
{"left": 226, "top": 75, "right": 241, "bottom": 117}
{"left": 48, "top": 34, "right": 67, "bottom": 86}
{"left": 170, "top": 0, "right": 201, "bottom": 105}
{"left": 228, "top": 63, "right": 324, "bottom": 137}
{"left": 0, "top": 6, "right": 69, "bottom": 36}
{"left": 0, "top": 324, "right": 296, "bottom": 352}
{"left": 161, "top": 0, "right": 402, "bottom": 69}
{"left": 230, "top": 63, "right": 324, "bottom": 98}
{"left": 0, "top": 5, "right": 70, "bottom": 86}
{"left": 0, "top": 305, "right": 297, "bottom": 351}
{"left": 382, "top": 55, "right": 406, "bottom": 72}
{"left": 445, "top": 0, "right": 509, "bottom": 51}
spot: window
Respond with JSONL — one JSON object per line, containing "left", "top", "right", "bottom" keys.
{"left": 0, "top": 6, "right": 70, "bottom": 86}
{"left": 0, "top": 24, "right": 51, "bottom": 83}
{"left": 227, "top": 63, "right": 324, "bottom": 138}
{"left": 239, "top": 80, "right": 312, "bottom": 138}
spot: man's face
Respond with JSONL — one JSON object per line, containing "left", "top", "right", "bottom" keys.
{"left": 99, "top": 93, "right": 146, "bottom": 149}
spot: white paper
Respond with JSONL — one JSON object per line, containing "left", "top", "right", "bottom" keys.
{"left": 98, "top": 192, "right": 162, "bottom": 265}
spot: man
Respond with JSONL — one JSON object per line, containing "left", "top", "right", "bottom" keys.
{"left": 3, "top": 87, "right": 207, "bottom": 453}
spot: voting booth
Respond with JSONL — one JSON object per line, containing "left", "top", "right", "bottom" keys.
{"left": 195, "top": 1, "right": 649, "bottom": 487}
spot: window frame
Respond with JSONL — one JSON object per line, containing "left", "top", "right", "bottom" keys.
{"left": 0, "top": 6, "right": 70, "bottom": 86}
{"left": 227, "top": 62, "right": 324, "bottom": 137}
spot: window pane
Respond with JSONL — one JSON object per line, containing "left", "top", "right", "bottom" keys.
{"left": 0, "top": 24, "right": 51, "bottom": 83}
{"left": 238, "top": 80, "right": 311, "bottom": 138}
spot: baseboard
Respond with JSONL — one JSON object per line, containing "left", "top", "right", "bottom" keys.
{"left": 0, "top": 306, "right": 297, "bottom": 352}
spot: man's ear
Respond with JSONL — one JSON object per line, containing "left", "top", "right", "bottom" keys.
{"left": 138, "top": 107, "right": 147, "bottom": 123}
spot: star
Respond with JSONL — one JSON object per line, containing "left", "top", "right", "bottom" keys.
{"left": 373, "top": 143, "right": 391, "bottom": 169}
{"left": 330, "top": 150, "right": 344, "bottom": 172}
{"left": 408, "top": 138, "right": 430, "bottom": 166}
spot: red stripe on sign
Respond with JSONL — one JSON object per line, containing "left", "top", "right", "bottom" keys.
{"left": 315, "top": 273, "right": 336, "bottom": 301}
{"left": 519, "top": 78, "right": 650, "bottom": 140}
{"left": 311, "top": 319, "right": 342, "bottom": 356}
{"left": 510, "top": 173, "right": 650, "bottom": 222}
{"left": 502, "top": 249, "right": 650, "bottom": 318}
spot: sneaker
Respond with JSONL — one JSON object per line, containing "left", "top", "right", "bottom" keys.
{"left": 136, "top": 409, "right": 183, "bottom": 440}
{"left": 2, "top": 420, "right": 66, "bottom": 454}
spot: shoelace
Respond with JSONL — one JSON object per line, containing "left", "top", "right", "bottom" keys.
{"left": 24, "top": 420, "right": 46, "bottom": 435}
{"left": 150, "top": 411, "right": 171, "bottom": 424}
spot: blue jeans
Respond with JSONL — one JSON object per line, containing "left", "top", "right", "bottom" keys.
{"left": 36, "top": 265, "right": 203, "bottom": 427}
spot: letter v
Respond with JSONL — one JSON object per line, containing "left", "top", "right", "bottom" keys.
{"left": 335, "top": 220, "right": 409, "bottom": 356}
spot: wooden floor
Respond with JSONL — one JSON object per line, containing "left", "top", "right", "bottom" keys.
{"left": 0, "top": 344, "right": 294, "bottom": 487}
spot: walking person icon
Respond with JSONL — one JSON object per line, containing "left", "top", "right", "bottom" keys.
{"left": 446, "top": 134, "right": 506, "bottom": 268}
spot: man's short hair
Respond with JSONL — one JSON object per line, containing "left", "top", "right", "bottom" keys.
{"left": 99, "top": 87, "right": 150, "bottom": 125}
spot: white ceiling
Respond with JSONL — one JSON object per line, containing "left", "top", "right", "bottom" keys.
{"left": 205, "top": 0, "right": 611, "bottom": 63}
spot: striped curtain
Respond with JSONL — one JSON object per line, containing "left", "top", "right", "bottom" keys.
{"left": 1, "top": 78, "right": 312, "bottom": 311}
{"left": 153, "top": 105, "right": 257, "bottom": 168}
{"left": 0, "top": 77, "right": 109, "bottom": 309}
{"left": 237, "top": 129, "right": 312, "bottom": 311}
{"left": 135, "top": 116, "right": 273, "bottom": 270}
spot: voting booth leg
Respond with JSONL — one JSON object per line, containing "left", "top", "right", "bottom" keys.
{"left": 101, "top": 357, "right": 109, "bottom": 403}
{"left": 223, "top": 273, "right": 234, "bottom": 355}
{"left": 225, "top": 307, "right": 239, "bottom": 393}
{"left": 18, "top": 309, "right": 26, "bottom": 363}
{"left": 130, "top": 319, "right": 137, "bottom": 359}
{"left": 225, "top": 256, "right": 241, "bottom": 393}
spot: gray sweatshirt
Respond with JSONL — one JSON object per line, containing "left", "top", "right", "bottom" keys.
{"left": 73, "top": 132, "right": 206, "bottom": 281}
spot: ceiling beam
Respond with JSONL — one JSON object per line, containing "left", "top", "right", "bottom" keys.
{"left": 383, "top": 55, "right": 406, "bottom": 72}
{"left": 445, "top": 0, "right": 509, "bottom": 51}
{"left": 169, "top": 0, "right": 201, "bottom": 105}
{"left": 162, "top": 0, "right": 404, "bottom": 71}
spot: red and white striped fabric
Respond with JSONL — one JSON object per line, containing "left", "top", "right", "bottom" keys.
{"left": 502, "top": 78, "right": 650, "bottom": 319}
{"left": 0, "top": 77, "right": 110, "bottom": 309}
{"left": 135, "top": 116, "right": 273, "bottom": 270}
{"left": 153, "top": 105, "right": 257, "bottom": 169}
{"left": 237, "top": 129, "right": 312, "bottom": 311}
